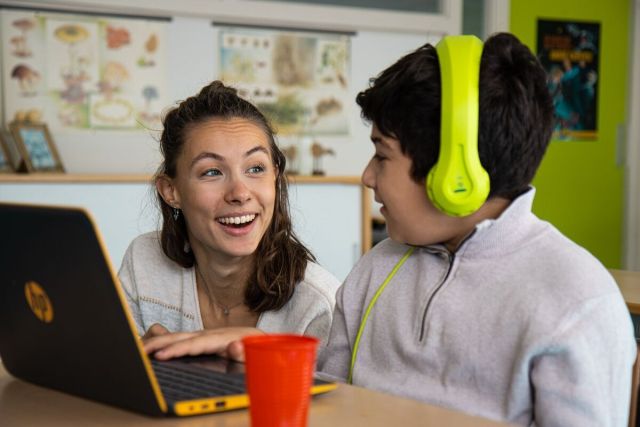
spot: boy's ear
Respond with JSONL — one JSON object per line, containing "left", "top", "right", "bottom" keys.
{"left": 156, "top": 175, "right": 180, "bottom": 208}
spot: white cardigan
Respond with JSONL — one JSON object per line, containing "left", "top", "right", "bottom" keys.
{"left": 118, "top": 232, "right": 340, "bottom": 344}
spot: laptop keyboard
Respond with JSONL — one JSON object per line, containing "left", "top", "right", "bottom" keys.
{"left": 151, "top": 359, "right": 246, "bottom": 402}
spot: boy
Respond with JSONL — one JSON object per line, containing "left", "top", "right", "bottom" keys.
{"left": 318, "top": 33, "right": 636, "bottom": 426}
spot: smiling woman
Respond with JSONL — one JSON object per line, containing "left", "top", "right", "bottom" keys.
{"left": 117, "top": 81, "right": 340, "bottom": 360}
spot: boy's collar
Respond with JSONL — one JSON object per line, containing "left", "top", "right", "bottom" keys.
{"left": 417, "top": 186, "right": 537, "bottom": 256}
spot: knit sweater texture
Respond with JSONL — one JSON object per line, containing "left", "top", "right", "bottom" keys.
{"left": 118, "top": 232, "right": 340, "bottom": 344}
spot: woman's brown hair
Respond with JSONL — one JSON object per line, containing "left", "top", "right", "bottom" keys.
{"left": 157, "top": 80, "right": 315, "bottom": 313}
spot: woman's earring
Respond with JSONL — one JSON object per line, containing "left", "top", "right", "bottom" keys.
{"left": 173, "top": 207, "right": 180, "bottom": 221}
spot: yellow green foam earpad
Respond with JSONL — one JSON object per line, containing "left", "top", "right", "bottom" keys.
{"left": 426, "top": 35, "right": 490, "bottom": 217}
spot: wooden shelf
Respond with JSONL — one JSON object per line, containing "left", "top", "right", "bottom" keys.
{"left": 611, "top": 269, "right": 640, "bottom": 314}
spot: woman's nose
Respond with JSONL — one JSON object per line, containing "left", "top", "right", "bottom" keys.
{"left": 225, "top": 176, "right": 251, "bottom": 204}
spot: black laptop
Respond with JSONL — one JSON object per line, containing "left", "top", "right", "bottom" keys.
{"left": 0, "top": 202, "right": 336, "bottom": 416}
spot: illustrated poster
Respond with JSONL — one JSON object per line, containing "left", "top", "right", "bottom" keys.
{"left": 1, "top": 9, "right": 168, "bottom": 131}
{"left": 218, "top": 27, "right": 350, "bottom": 136}
{"left": 537, "top": 19, "right": 600, "bottom": 141}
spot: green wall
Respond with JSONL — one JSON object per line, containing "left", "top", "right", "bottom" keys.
{"left": 510, "top": 0, "right": 630, "bottom": 268}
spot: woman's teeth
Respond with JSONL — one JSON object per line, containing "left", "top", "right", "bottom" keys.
{"left": 218, "top": 214, "right": 256, "bottom": 225}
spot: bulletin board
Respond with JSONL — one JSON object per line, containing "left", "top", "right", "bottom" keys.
{"left": 0, "top": 8, "right": 169, "bottom": 131}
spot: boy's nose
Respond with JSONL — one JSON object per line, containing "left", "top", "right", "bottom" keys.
{"left": 361, "top": 159, "right": 375, "bottom": 189}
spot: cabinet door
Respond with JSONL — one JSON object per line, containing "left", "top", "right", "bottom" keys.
{"left": 289, "top": 183, "right": 361, "bottom": 282}
{"left": 0, "top": 183, "right": 158, "bottom": 268}
{"left": 0, "top": 181, "right": 363, "bottom": 281}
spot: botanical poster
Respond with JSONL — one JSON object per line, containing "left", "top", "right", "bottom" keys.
{"left": 218, "top": 27, "right": 350, "bottom": 136}
{"left": 1, "top": 9, "right": 168, "bottom": 130}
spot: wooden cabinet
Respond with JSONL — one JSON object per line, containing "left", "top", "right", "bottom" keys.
{"left": 0, "top": 174, "right": 370, "bottom": 281}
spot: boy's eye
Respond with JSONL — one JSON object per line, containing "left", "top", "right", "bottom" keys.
{"left": 373, "top": 153, "right": 386, "bottom": 161}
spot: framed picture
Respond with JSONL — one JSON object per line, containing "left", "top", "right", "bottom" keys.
{"left": 9, "top": 122, "right": 64, "bottom": 173}
{"left": 0, "top": 129, "right": 16, "bottom": 173}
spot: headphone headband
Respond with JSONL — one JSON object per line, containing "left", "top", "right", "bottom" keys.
{"left": 426, "top": 35, "right": 489, "bottom": 217}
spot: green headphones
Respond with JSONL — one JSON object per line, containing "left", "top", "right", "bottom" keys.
{"left": 426, "top": 35, "right": 490, "bottom": 217}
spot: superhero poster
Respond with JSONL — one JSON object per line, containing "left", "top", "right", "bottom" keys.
{"left": 537, "top": 19, "right": 600, "bottom": 141}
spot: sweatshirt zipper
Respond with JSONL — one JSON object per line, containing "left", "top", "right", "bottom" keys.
{"left": 419, "top": 251, "right": 455, "bottom": 341}
{"left": 418, "top": 228, "right": 478, "bottom": 341}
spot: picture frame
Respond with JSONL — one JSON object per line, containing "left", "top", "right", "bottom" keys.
{"left": 9, "top": 122, "right": 65, "bottom": 173}
{"left": 0, "top": 128, "right": 16, "bottom": 173}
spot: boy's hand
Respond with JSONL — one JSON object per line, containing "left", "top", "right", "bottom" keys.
{"left": 143, "top": 327, "right": 263, "bottom": 362}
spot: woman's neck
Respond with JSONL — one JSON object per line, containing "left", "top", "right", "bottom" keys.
{"left": 193, "top": 251, "right": 253, "bottom": 306}
{"left": 192, "top": 250, "right": 258, "bottom": 329}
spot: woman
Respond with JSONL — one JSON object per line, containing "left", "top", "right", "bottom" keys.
{"left": 118, "top": 81, "right": 340, "bottom": 359}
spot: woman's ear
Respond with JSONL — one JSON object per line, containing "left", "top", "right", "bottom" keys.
{"left": 156, "top": 175, "right": 180, "bottom": 208}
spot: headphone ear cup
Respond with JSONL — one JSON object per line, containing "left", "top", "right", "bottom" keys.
{"left": 428, "top": 35, "right": 490, "bottom": 217}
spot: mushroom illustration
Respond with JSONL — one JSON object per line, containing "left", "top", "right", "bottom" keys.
{"left": 54, "top": 24, "right": 90, "bottom": 76}
{"left": 145, "top": 34, "right": 158, "bottom": 54}
{"left": 138, "top": 33, "right": 158, "bottom": 67}
{"left": 54, "top": 24, "right": 89, "bottom": 44}
{"left": 12, "top": 18, "right": 35, "bottom": 57}
{"left": 55, "top": 24, "right": 91, "bottom": 103}
{"left": 106, "top": 25, "right": 130, "bottom": 49}
{"left": 98, "top": 61, "right": 129, "bottom": 98}
{"left": 138, "top": 85, "right": 160, "bottom": 125}
{"left": 11, "top": 64, "right": 40, "bottom": 93}
{"left": 142, "top": 86, "right": 159, "bottom": 112}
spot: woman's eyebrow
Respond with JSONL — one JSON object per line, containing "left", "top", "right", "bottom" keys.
{"left": 190, "top": 151, "right": 223, "bottom": 168}
{"left": 245, "top": 146, "right": 269, "bottom": 157}
{"left": 190, "top": 146, "right": 269, "bottom": 168}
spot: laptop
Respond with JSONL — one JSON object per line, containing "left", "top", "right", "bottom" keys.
{"left": 0, "top": 202, "right": 337, "bottom": 416}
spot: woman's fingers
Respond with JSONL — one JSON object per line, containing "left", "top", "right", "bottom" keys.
{"left": 153, "top": 334, "right": 229, "bottom": 360}
{"left": 142, "top": 323, "right": 170, "bottom": 340}
{"left": 144, "top": 327, "right": 265, "bottom": 360}
{"left": 143, "top": 331, "right": 196, "bottom": 353}
{"left": 226, "top": 340, "right": 246, "bottom": 362}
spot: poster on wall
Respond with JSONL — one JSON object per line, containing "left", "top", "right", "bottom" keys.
{"left": 0, "top": 9, "right": 168, "bottom": 131}
{"left": 537, "top": 19, "right": 600, "bottom": 141}
{"left": 217, "top": 26, "right": 350, "bottom": 137}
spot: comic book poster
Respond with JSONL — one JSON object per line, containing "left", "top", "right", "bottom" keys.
{"left": 537, "top": 19, "right": 600, "bottom": 141}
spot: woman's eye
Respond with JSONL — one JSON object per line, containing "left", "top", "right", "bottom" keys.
{"left": 373, "top": 153, "right": 386, "bottom": 162}
{"left": 247, "top": 164, "right": 265, "bottom": 174}
{"left": 203, "top": 168, "right": 222, "bottom": 177}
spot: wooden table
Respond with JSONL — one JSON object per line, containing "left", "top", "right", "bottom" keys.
{"left": 611, "top": 269, "right": 640, "bottom": 314}
{"left": 0, "top": 364, "right": 507, "bottom": 427}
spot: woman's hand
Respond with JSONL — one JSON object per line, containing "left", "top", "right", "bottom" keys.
{"left": 142, "top": 323, "right": 171, "bottom": 341}
{"left": 143, "top": 327, "right": 263, "bottom": 362}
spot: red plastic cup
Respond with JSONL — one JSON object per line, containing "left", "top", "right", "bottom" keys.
{"left": 242, "top": 334, "right": 319, "bottom": 427}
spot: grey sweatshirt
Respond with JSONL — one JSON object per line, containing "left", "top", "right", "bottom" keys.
{"left": 118, "top": 232, "right": 340, "bottom": 344}
{"left": 319, "top": 189, "right": 636, "bottom": 426}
